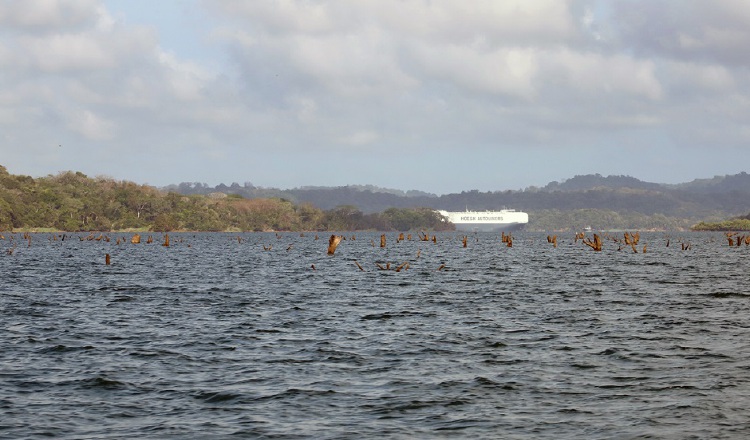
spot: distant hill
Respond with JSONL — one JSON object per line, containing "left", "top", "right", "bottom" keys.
{"left": 162, "top": 172, "right": 750, "bottom": 230}
{"left": 542, "top": 174, "right": 664, "bottom": 192}
{"left": 297, "top": 184, "right": 437, "bottom": 199}
{"left": 666, "top": 171, "right": 750, "bottom": 193}
{"left": 165, "top": 172, "right": 750, "bottom": 211}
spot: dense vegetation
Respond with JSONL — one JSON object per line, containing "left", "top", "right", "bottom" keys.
{"left": 692, "top": 213, "right": 750, "bottom": 231}
{"left": 167, "top": 172, "right": 750, "bottom": 231}
{"left": 0, "top": 166, "right": 451, "bottom": 232}
{"left": 528, "top": 209, "right": 695, "bottom": 231}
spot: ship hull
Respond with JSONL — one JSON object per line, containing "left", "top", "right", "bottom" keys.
{"left": 436, "top": 209, "right": 529, "bottom": 232}
{"left": 453, "top": 222, "right": 526, "bottom": 232}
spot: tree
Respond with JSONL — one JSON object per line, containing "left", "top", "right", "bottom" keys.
{"left": 152, "top": 213, "right": 178, "bottom": 232}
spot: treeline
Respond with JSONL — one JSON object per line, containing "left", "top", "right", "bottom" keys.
{"left": 0, "top": 166, "right": 452, "bottom": 232}
{"left": 692, "top": 213, "right": 750, "bottom": 231}
{"left": 530, "top": 209, "right": 695, "bottom": 231}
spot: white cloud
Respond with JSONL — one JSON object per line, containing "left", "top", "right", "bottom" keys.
{"left": 213, "top": 0, "right": 337, "bottom": 35}
{"left": 66, "top": 109, "right": 115, "bottom": 141}
{"left": 0, "top": 0, "right": 101, "bottom": 30}
{"left": 0, "top": 6, "right": 157, "bottom": 76}
{"left": 665, "top": 61, "right": 735, "bottom": 94}
{"left": 21, "top": 33, "right": 116, "bottom": 72}
{"left": 611, "top": 0, "right": 750, "bottom": 66}
{"left": 411, "top": 43, "right": 538, "bottom": 99}
{"left": 286, "top": 30, "right": 418, "bottom": 97}
{"left": 390, "top": 0, "right": 577, "bottom": 45}
{"left": 214, "top": 0, "right": 578, "bottom": 43}
{"left": 157, "top": 51, "right": 214, "bottom": 101}
{"left": 338, "top": 130, "right": 379, "bottom": 146}
{"left": 544, "top": 49, "right": 663, "bottom": 100}
{"left": 213, "top": 0, "right": 578, "bottom": 101}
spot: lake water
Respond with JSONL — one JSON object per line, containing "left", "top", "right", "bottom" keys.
{"left": 2, "top": 231, "right": 750, "bottom": 439}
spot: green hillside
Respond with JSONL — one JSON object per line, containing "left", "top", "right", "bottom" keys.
{"left": 0, "top": 165, "right": 449, "bottom": 232}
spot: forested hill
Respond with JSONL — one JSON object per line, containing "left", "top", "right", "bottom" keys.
{"left": 0, "top": 165, "right": 449, "bottom": 232}
{"left": 166, "top": 172, "right": 750, "bottom": 223}
{"left": 3, "top": 164, "right": 749, "bottom": 231}
{"left": 665, "top": 172, "right": 750, "bottom": 193}
{"left": 541, "top": 174, "right": 665, "bottom": 192}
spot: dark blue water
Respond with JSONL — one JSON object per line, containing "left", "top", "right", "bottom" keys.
{"left": 2, "top": 231, "right": 750, "bottom": 439}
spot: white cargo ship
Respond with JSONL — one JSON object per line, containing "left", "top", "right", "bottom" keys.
{"left": 437, "top": 209, "right": 529, "bottom": 232}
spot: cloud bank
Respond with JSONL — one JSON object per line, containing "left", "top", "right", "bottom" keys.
{"left": 0, "top": 0, "right": 748, "bottom": 193}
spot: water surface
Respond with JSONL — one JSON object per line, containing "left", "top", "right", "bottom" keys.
{"left": 2, "top": 232, "right": 749, "bottom": 438}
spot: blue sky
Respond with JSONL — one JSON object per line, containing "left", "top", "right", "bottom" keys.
{"left": 1, "top": 0, "right": 748, "bottom": 194}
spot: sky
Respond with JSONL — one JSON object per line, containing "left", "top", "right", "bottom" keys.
{"left": 1, "top": 0, "right": 749, "bottom": 194}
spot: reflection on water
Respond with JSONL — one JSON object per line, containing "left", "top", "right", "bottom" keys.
{"left": 2, "top": 231, "right": 750, "bottom": 439}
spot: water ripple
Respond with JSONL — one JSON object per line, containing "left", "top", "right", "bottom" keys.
{"left": 2, "top": 231, "right": 750, "bottom": 438}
